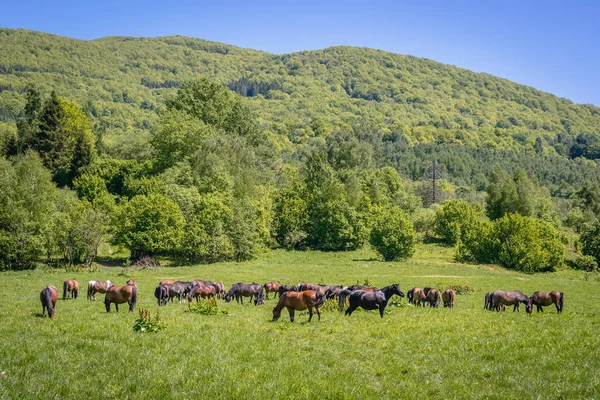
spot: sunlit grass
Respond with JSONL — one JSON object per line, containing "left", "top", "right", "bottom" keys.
{"left": 0, "top": 244, "right": 598, "bottom": 399}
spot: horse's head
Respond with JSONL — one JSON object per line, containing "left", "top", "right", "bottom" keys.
{"left": 272, "top": 307, "right": 281, "bottom": 321}
{"left": 525, "top": 297, "right": 533, "bottom": 314}
{"left": 126, "top": 279, "right": 137, "bottom": 287}
{"left": 393, "top": 284, "right": 405, "bottom": 297}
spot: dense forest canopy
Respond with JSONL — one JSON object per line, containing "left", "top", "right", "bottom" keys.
{"left": 1, "top": 28, "right": 600, "bottom": 271}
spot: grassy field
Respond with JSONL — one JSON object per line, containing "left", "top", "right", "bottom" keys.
{"left": 0, "top": 244, "right": 598, "bottom": 399}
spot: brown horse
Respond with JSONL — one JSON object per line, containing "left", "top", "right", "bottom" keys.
{"left": 263, "top": 282, "right": 281, "bottom": 300}
{"left": 87, "top": 280, "right": 114, "bottom": 301}
{"left": 526, "top": 291, "right": 564, "bottom": 314}
{"left": 442, "top": 289, "right": 456, "bottom": 308}
{"left": 427, "top": 288, "right": 441, "bottom": 308}
{"left": 491, "top": 290, "right": 529, "bottom": 312}
{"left": 40, "top": 286, "right": 59, "bottom": 318}
{"left": 213, "top": 282, "right": 226, "bottom": 299}
{"left": 160, "top": 279, "right": 175, "bottom": 285}
{"left": 126, "top": 279, "right": 137, "bottom": 287}
{"left": 412, "top": 288, "right": 427, "bottom": 307}
{"left": 105, "top": 284, "right": 137, "bottom": 312}
{"left": 63, "top": 279, "right": 79, "bottom": 300}
{"left": 272, "top": 290, "right": 325, "bottom": 322}
{"left": 188, "top": 284, "right": 217, "bottom": 302}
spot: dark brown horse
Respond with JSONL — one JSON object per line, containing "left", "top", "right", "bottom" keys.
{"left": 40, "top": 286, "right": 58, "bottom": 318}
{"left": 263, "top": 282, "right": 281, "bottom": 300}
{"left": 154, "top": 284, "right": 169, "bottom": 306}
{"left": 105, "top": 284, "right": 137, "bottom": 312}
{"left": 87, "top": 280, "right": 114, "bottom": 301}
{"left": 63, "top": 279, "right": 79, "bottom": 300}
{"left": 427, "top": 288, "right": 441, "bottom": 308}
{"left": 278, "top": 284, "right": 298, "bottom": 298}
{"left": 272, "top": 290, "right": 325, "bottom": 322}
{"left": 212, "top": 282, "right": 226, "bottom": 299}
{"left": 344, "top": 284, "right": 405, "bottom": 318}
{"left": 224, "top": 282, "right": 264, "bottom": 305}
{"left": 526, "top": 291, "right": 564, "bottom": 314}
{"left": 188, "top": 284, "right": 217, "bottom": 302}
{"left": 442, "top": 289, "right": 456, "bottom": 308}
{"left": 491, "top": 290, "right": 529, "bottom": 312}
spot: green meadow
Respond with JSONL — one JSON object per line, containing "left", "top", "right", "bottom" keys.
{"left": 0, "top": 244, "right": 599, "bottom": 399}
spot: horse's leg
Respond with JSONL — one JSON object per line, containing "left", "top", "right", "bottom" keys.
{"left": 316, "top": 306, "right": 321, "bottom": 321}
{"left": 345, "top": 304, "right": 358, "bottom": 316}
{"left": 308, "top": 306, "right": 313, "bottom": 322}
{"left": 379, "top": 304, "right": 385, "bottom": 318}
{"left": 287, "top": 307, "right": 295, "bottom": 322}
{"left": 115, "top": 303, "right": 119, "bottom": 312}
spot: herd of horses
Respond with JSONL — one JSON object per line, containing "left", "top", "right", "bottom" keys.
{"left": 39, "top": 278, "right": 565, "bottom": 322}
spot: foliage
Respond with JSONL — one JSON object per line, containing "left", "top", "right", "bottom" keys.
{"left": 568, "top": 254, "right": 598, "bottom": 272}
{"left": 186, "top": 298, "right": 228, "bottom": 316}
{"left": 433, "top": 200, "right": 479, "bottom": 245}
{"left": 133, "top": 308, "right": 167, "bottom": 333}
{"left": 580, "top": 221, "right": 600, "bottom": 266}
{"left": 369, "top": 206, "right": 416, "bottom": 261}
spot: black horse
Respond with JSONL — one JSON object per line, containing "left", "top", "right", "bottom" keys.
{"left": 344, "top": 284, "right": 405, "bottom": 318}
{"left": 278, "top": 284, "right": 298, "bottom": 298}
{"left": 224, "top": 282, "right": 265, "bottom": 305}
{"left": 154, "top": 284, "right": 169, "bottom": 306}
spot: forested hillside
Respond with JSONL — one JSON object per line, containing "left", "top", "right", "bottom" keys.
{"left": 1, "top": 28, "right": 599, "bottom": 157}
{"left": 2, "top": 28, "right": 600, "bottom": 271}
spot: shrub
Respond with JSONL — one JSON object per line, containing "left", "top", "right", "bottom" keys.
{"left": 133, "top": 308, "right": 166, "bottom": 333}
{"left": 570, "top": 255, "right": 598, "bottom": 272}
{"left": 186, "top": 298, "right": 228, "bottom": 316}
{"left": 369, "top": 206, "right": 416, "bottom": 261}
{"left": 580, "top": 221, "right": 600, "bottom": 266}
{"left": 433, "top": 200, "right": 478, "bottom": 245}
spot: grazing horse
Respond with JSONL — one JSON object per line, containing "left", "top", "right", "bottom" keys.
{"left": 344, "top": 284, "right": 405, "bottom": 318}
{"left": 154, "top": 284, "right": 169, "bottom": 306}
{"left": 491, "top": 290, "right": 529, "bottom": 312}
{"left": 212, "top": 282, "right": 226, "bottom": 299}
{"left": 442, "top": 289, "right": 456, "bottom": 308}
{"left": 412, "top": 288, "right": 428, "bottom": 307}
{"left": 224, "top": 282, "right": 264, "bottom": 305}
{"left": 161, "top": 281, "right": 191, "bottom": 303}
{"left": 40, "top": 286, "right": 59, "bottom": 318}
{"left": 160, "top": 279, "right": 175, "bottom": 285}
{"left": 63, "top": 279, "right": 79, "bottom": 300}
{"left": 325, "top": 285, "right": 344, "bottom": 300}
{"left": 188, "top": 284, "right": 217, "bottom": 302}
{"left": 526, "top": 291, "right": 564, "bottom": 314}
{"left": 427, "top": 289, "right": 441, "bottom": 308}
{"left": 272, "top": 290, "right": 326, "bottom": 322}
{"left": 87, "top": 280, "right": 114, "bottom": 301}
{"left": 278, "top": 284, "right": 298, "bottom": 298}
{"left": 263, "top": 282, "right": 281, "bottom": 300}
{"left": 105, "top": 284, "right": 137, "bottom": 312}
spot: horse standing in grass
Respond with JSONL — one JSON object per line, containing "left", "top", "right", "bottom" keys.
{"left": 427, "top": 288, "right": 441, "bottom": 308}
{"left": 442, "top": 289, "right": 456, "bottom": 308}
{"left": 154, "top": 284, "right": 169, "bottom": 306}
{"left": 412, "top": 288, "right": 427, "bottom": 307}
{"left": 263, "top": 282, "right": 281, "bottom": 300}
{"left": 224, "top": 282, "right": 264, "bottom": 305}
{"left": 63, "top": 279, "right": 79, "bottom": 300}
{"left": 188, "top": 284, "right": 217, "bottom": 302}
{"left": 491, "top": 290, "right": 528, "bottom": 312}
{"left": 344, "top": 284, "right": 405, "bottom": 319}
{"left": 105, "top": 284, "right": 137, "bottom": 312}
{"left": 87, "top": 280, "right": 114, "bottom": 301}
{"left": 212, "top": 282, "right": 226, "bottom": 299}
{"left": 277, "top": 284, "right": 298, "bottom": 299}
{"left": 272, "top": 290, "right": 325, "bottom": 322}
{"left": 526, "top": 291, "right": 564, "bottom": 314}
{"left": 40, "top": 286, "right": 58, "bottom": 318}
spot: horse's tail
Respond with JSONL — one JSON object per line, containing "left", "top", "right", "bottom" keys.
{"left": 63, "top": 281, "right": 68, "bottom": 300}
{"left": 43, "top": 287, "right": 55, "bottom": 318}
{"left": 559, "top": 292, "right": 564, "bottom": 313}
{"left": 314, "top": 291, "right": 326, "bottom": 307}
{"left": 87, "top": 281, "right": 95, "bottom": 300}
{"left": 435, "top": 290, "right": 440, "bottom": 306}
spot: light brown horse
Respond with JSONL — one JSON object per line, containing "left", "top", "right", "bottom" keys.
{"left": 263, "top": 282, "right": 281, "bottom": 300}
{"left": 526, "top": 291, "right": 564, "bottom": 314}
{"left": 126, "top": 279, "right": 137, "bottom": 287}
{"left": 40, "top": 286, "right": 58, "bottom": 318}
{"left": 160, "top": 279, "right": 175, "bottom": 285}
{"left": 87, "top": 280, "right": 114, "bottom": 301}
{"left": 442, "top": 289, "right": 456, "bottom": 308}
{"left": 272, "top": 290, "right": 325, "bottom": 322}
{"left": 213, "top": 282, "right": 226, "bottom": 299}
{"left": 63, "top": 279, "right": 79, "bottom": 300}
{"left": 105, "top": 284, "right": 137, "bottom": 312}
{"left": 412, "top": 288, "right": 427, "bottom": 307}
{"left": 188, "top": 284, "right": 216, "bottom": 302}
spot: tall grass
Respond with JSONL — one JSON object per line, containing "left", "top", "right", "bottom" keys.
{"left": 0, "top": 244, "right": 598, "bottom": 399}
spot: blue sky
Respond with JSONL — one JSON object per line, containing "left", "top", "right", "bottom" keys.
{"left": 2, "top": 0, "right": 599, "bottom": 105}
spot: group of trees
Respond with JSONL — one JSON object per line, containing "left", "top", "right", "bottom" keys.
{"left": 2, "top": 72, "right": 600, "bottom": 272}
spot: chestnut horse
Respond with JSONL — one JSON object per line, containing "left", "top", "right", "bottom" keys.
{"left": 272, "top": 290, "right": 325, "bottom": 322}
{"left": 427, "top": 288, "right": 441, "bottom": 308}
{"left": 87, "top": 280, "right": 114, "bottom": 301}
{"left": 442, "top": 289, "right": 456, "bottom": 308}
{"left": 263, "top": 282, "right": 281, "bottom": 300}
{"left": 63, "top": 279, "right": 79, "bottom": 300}
{"left": 105, "top": 284, "right": 137, "bottom": 312}
{"left": 526, "top": 291, "right": 564, "bottom": 314}
{"left": 40, "top": 286, "right": 58, "bottom": 318}
{"left": 412, "top": 288, "right": 428, "bottom": 307}
{"left": 344, "top": 284, "right": 405, "bottom": 318}
{"left": 188, "top": 284, "right": 217, "bottom": 302}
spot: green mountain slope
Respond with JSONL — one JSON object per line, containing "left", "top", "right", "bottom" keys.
{"left": 0, "top": 28, "right": 599, "bottom": 153}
